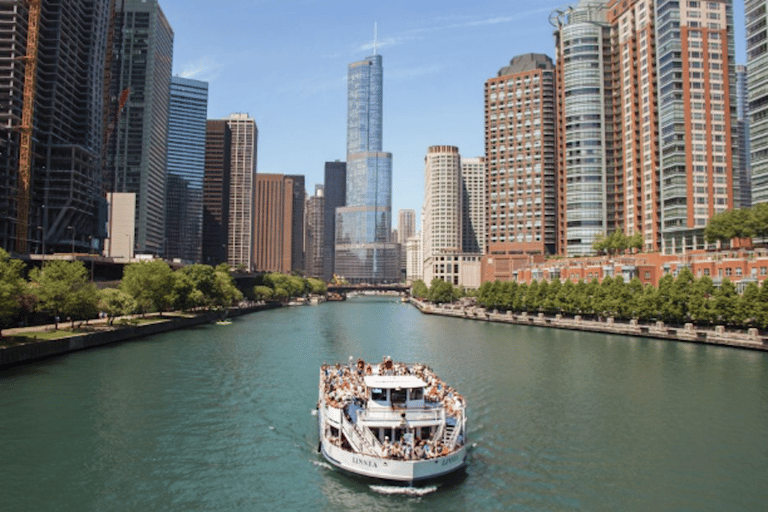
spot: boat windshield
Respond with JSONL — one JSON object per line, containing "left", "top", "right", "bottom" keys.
{"left": 371, "top": 388, "right": 386, "bottom": 401}
{"left": 391, "top": 388, "right": 407, "bottom": 405}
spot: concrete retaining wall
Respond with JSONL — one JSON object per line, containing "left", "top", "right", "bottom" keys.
{"left": 0, "top": 302, "right": 281, "bottom": 369}
{"left": 412, "top": 299, "right": 768, "bottom": 352}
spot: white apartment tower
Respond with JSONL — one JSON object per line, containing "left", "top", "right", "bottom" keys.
{"left": 225, "top": 113, "right": 258, "bottom": 270}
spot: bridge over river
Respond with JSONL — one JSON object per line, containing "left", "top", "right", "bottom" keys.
{"left": 326, "top": 283, "right": 410, "bottom": 294}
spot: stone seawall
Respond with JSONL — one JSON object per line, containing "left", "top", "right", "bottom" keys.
{"left": 0, "top": 303, "right": 281, "bottom": 369}
{"left": 411, "top": 299, "right": 768, "bottom": 352}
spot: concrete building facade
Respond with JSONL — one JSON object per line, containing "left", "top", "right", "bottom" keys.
{"left": 305, "top": 185, "right": 325, "bottom": 278}
{"left": 224, "top": 113, "right": 257, "bottom": 270}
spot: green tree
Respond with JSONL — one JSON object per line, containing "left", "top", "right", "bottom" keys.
{"left": 513, "top": 282, "right": 527, "bottom": 312}
{"left": 670, "top": 267, "right": 695, "bottom": 323}
{"left": 306, "top": 277, "right": 327, "bottom": 295}
{"left": 524, "top": 280, "right": 540, "bottom": 312}
{"left": 713, "top": 278, "right": 738, "bottom": 325}
{"left": 0, "top": 248, "right": 27, "bottom": 336}
{"left": 689, "top": 275, "right": 716, "bottom": 325}
{"left": 211, "top": 267, "right": 243, "bottom": 307}
{"left": 253, "top": 285, "right": 274, "bottom": 301}
{"left": 738, "top": 281, "right": 760, "bottom": 327}
{"left": 560, "top": 279, "right": 576, "bottom": 315}
{"left": 626, "top": 277, "right": 644, "bottom": 318}
{"left": 120, "top": 260, "right": 175, "bottom": 315}
{"left": 428, "top": 278, "right": 458, "bottom": 304}
{"left": 755, "top": 279, "right": 768, "bottom": 330}
{"left": 97, "top": 287, "right": 134, "bottom": 326}
{"left": 747, "top": 203, "right": 768, "bottom": 240}
{"left": 628, "top": 232, "right": 644, "bottom": 253}
{"left": 412, "top": 279, "right": 428, "bottom": 299}
{"left": 636, "top": 284, "right": 660, "bottom": 322}
{"left": 30, "top": 260, "right": 97, "bottom": 329}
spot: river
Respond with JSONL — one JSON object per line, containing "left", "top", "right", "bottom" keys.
{"left": 1, "top": 296, "right": 767, "bottom": 511}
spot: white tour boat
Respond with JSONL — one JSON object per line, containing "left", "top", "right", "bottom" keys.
{"left": 317, "top": 357, "right": 468, "bottom": 483}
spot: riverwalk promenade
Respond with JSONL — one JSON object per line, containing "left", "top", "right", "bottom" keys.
{"left": 411, "top": 298, "right": 768, "bottom": 352}
{"left": 0, "top": 303, "right": 280, "bottom": 369}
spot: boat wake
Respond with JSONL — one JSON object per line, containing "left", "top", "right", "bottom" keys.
{"left": 369, "top": 485, "right": 438, "bottom": 496}
{"left": 311, "top": 460, "right": 334, "bottom": 471}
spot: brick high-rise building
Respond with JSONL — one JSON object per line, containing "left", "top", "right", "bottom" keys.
{"left": 549, "top": 0, "right": 737, "bottom": 256}
{"left": 649, "top": 0, "right": 736, "bottom": 252}
{"left": 254, "top": 173, "right": 304, "bottom": 273}
{"left": 202, "top": 120, "right": 231, "bottom": 266}
{"left": 482, "top": 53, "right": 557, "bottom": 280}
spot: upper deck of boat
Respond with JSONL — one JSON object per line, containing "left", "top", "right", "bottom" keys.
{"left": 319, "top": 357, "right": 464, "bottom": 418}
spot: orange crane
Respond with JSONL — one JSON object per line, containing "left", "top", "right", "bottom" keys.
{"left": 15, "top": 0, "right": 42, "bottom": 254}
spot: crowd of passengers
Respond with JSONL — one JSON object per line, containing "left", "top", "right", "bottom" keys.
{"left": 320, "top": 357, "right": 465, "bottom": 418}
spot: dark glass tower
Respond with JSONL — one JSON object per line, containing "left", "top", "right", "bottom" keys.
{"left": 107, "top": 0, "right": 174, "bottom": 256}
{"left": 166, "top": 76, "right": 208, "bottom": 262}
{"left": 334, "top": 52, "right": 398, "bottom": 283}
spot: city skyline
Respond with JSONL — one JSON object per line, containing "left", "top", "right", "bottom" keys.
{"left": 162, "top": 0, "right": 748, "bottom": 224}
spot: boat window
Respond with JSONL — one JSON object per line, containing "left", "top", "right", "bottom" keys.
{"left": 391, "top": 388, "right": 407, "bottom": 404}
{"left": 371, "top": 388, "right": 387, "bottom": 402}
{"left": 409, "top": 388, "right": 424, "bottom": 400}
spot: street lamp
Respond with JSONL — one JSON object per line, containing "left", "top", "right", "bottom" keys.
{"left": 88, "top": 235, "right": 94, "bottom": 280}
{"left": 37, "top": 225, "right": 45, "bottom": 266}
{"left": 68, "top": 225, "right": 74, "bottom": 259}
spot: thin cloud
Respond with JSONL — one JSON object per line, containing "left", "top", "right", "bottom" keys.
{"left": 179, "top": 56, "right": 224, "bottom": 82}
{"left": 348, "top": 7, "right": 556, "bottom": 55}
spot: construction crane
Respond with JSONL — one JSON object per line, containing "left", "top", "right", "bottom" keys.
{"left": 15, "top": 0, "right": 42, "bottom": 254}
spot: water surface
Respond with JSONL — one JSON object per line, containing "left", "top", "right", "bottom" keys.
{"left": 2, "top": 297, "right": 767, "bottom": 511}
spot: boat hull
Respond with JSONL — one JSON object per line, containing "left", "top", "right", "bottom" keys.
{"left": 319, "top": 437, "right": 467, "bottom": 483}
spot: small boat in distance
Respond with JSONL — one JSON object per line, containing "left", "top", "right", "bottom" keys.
{"left": 317, "top": 357, "right": 468, "bottom": 483}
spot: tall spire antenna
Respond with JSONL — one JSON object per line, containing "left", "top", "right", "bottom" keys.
{"left": 373, "top": 22, "right": 378, "bottom": 55}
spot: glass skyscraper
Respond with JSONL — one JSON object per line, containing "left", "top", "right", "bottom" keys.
{"left": 335, "top": 53, "right": 398, "bottom": 283}
{"left": 166, "top": 76, "right": 208, "bottom": 263}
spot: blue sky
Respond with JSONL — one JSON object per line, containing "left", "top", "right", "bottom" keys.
{"left": 161, "top": 0, "right": 747, "bottom": 231}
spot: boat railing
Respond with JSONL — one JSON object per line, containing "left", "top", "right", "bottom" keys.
{"left": 340, "top": 412, "right": 382, "bottom": 458}
{"left": 444, "top": 409, "right": 463, "bottom": 450}
{"left": 434, "top": 407, "right": 446, "bottom": 443}
{"left": 357, "top": 407, "right": 443, "bottom": 423}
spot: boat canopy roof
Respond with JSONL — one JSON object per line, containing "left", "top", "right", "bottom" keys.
{"left": 364, "top": 375, "right": 426, "bottom": 389}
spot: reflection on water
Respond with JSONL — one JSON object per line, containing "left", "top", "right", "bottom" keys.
{"left": 1, "top": 297, "right": 768, "bottom": 511}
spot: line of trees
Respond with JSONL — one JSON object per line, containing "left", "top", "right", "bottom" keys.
{"left": 592, "top": 229, "right": 644, "bottom": 256}
{"left": 411, "top": 278, "right": 464, "bottom": 304}
{"left": 0, "top": 249, "right": 244, "bottom": 336}
{"left": 251, "top": 272, "right": 326, "bottom": 302}
{"left": 475, "top": 268, "right": 768, "bottom": 329}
